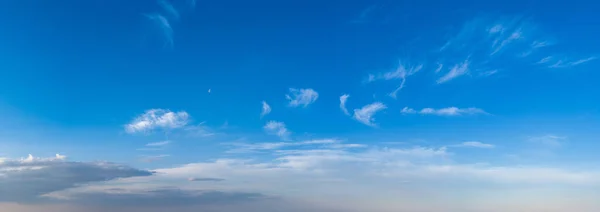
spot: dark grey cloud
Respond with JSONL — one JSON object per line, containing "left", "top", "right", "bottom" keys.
{"left": 0, "top": 159, "right": 153, "bottom": 203}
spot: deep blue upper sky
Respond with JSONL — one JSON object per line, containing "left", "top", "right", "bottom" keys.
{"left": 1, "top": 0, "right": 599, "bottom": 167}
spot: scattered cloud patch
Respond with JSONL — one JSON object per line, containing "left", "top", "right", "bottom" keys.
{"left": 224, "top": 139, "right": 342, "bottom": 153}
{"left": 455, "top": 141, "right": 495, "bottom": 148}
{"left": 263, "top": 121, "right": 291, "bottom": 140}
{"left": 260, "top": 101, "right": 271, "bottom": 118}
{"left": 353, "top": 102, "right": 387, "bottom": 127}
{"left": 402, "top": 107, "right": 487, "bottom": 116}
{"left": 125, "top": 109, "right": 190, "bottom": 134}
{"left": 367, "top": 61, "right": 423, "bottom": 98}
{"left": 157, "top": 0, "right": 180, "bottom": 20}
{"left": 339, "top": 94, "right": 350, "bottom": 115}
{"left": 146, "top": 140, "right": 171, "bottom": 147}
{"left": 437, "top": 60, "right": 470, "bottom": 84}
{"left": 528, "top": 135, "right": 566, "bottom": 147}
{"left": 286, "top": 88, "right": 319, "bottom": 107}
{"left": 144, "top": 14, "right": 173, "bottom": 48}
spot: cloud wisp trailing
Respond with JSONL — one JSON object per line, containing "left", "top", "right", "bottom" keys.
{"left": 367, "top": 61, "right": 423, "bottom": 98}
{"left": 144, "top": 0, "right": 198, "bottom": 49}
{"left": 261, "top": 101, "right": 271, "bottom": 118}
{"left": 286, "top": 88, "right": 319, "bottom": 107}
{"left": 401, "top": 107, "right": 487, "bottom": 116}
{"left": 353, "top": 102, "right": 387, "bottom": 127}
{"left": 339, "top": 94, "right": 350, "bottom": 115}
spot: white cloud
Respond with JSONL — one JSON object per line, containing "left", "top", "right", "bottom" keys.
{"left": 367, "top": 61, "right": 423, "bottom": 98}
{"left": 339, "top": 94, "right": 350, "bottom": 115}
{"left": 260, "top": 101, "right": 271, "bottom": 118}
{"left": 402, "top": 107, "right": 487, "bottom": 116}
{"left": 144, "top": 14, "right": 173, "bottom": 48}
{"left": 353, "top": 102, "right": 387, "bottom": 127}
{"left": 400, "top": 107, "right": 416, "bottom": 114}
{"left": 546, "top": 56, "right": 598, "bottom": 68}
{"left": 437, "top": 60, "right": 469, "bottom": 84}
{"left": 456, "top": 141, "right": 495, "bottom": 148}
{"left": 146, "top": 140, "right": 171, "bottom": 147}
{"left": 224, "top": 139, "right": 343, "bottom": 153}
{"left": 158, "top": 0, "right": 180, "bottom": 20}
{"left": 528, "top": 135, "right": 566, "bottom": 147}
{"left": 286, "top": 88, "right": 319, "bottom": 107}
{"left": 125, "top": 109, "right": 190, "bottom": 134}
{"left": 263, "top": 121, "right": 291, "bottom": 140}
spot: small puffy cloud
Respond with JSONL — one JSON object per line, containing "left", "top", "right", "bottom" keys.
{"left": 261, "top": 101, "right": 271, "bottom": 118}
{"left": 456, "top": 141, "right": 495, "bottom": 148}
{"left": 402, "top": 107, "right": 487, "bottom": 116}
{"left": 286, "top": 88, "right": 319, "bottom": 107}
{"left": 125, "top": 109, "right": 190, "bottom": 134}
{"left": 339, "top": 94, "right": 350, "bottom": 115}
{"left": 353, "top": 102, "right": 387, "bottom": 127}
{"left": 263, "top": 121, "right": 291, "bottom": 140}
{"left": 0, "top": 155, "right": 153, "bottom": 202}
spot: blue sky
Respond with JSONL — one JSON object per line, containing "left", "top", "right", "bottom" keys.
{"left": 1, "top": 0, "right": 600, "bottom": 211}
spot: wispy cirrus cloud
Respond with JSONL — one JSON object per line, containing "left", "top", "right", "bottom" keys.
{"left": 146, "top": 140, "right": 171, "bottom": 147}
{"left": 527, "top": 135, "right": 566, "bottom": 147}
{"left": 144, "top": 14, "right": 174, "bottom": 48}
{"left": 437, "top": 59, "right": 470, "bottom": 84}
{"left": 260, "top": 101, "right": 271, "bottom": 118}
{"left": 367, "top": 61, "right": 423, "bottom": 98}
{"left": 538, "top": 56, "right": 598, "bottom": 68}
{"left": 286, "top": 88, "right": 319, "bottom": 107}
{"left": 453, "top": 141, "right": 495, "bottom": 148}
{"left": 339, "top": 94, "right": 350, "bottom": 115}
{"left": 125, "top": 109, "right": 190, "bottom": 134}
{"left": 263, "top": 121, "right": 291, "bottom": 140}
{"left": 401, "top": 107, "right": 487, "bottom": 116}
{"left": 144, "top": 0, "right": 197, "bottom": 49}
{"left": 353, "top": 102, "right": 387, "bottom": 127}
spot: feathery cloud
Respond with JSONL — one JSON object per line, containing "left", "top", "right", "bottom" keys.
{"left": 125, "top": 109, "right": 190, "bottom": 134}
{"left": 402, "top": 107, "right": 487, "bottom": 116}
{"left": 260, "top": 101, "right": 271, "bottom": 118}
{"left": 286, "top": 88, "right": 319, "bottom": 107}
{"left": 146, "top": 140, "right": 171, "bottom": 147}
{"left": 263, "top": 121, "right": 291, "bottom": 140}
{"left": 455, "top": 141, "right": 495, "bottom": 148}
{"left": 339, "top": 94, "right": 350, "bottom": 115}
{"left": 144, "top": 13, "right": 173, "bottom": 48}
{"left": 437, "top": 60, "right": 470, "bottom": 84}
{"left": 527, "top": 135, "right": 566, "bottom": 147}
{"left": 353, "top": 102, "right": 387, "bottom": 127}
{"left": 158, "top": 0, "right": 180, "bottom": 20}
{"left": 367, "top": 61, "right": 423, "bottom": 98}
